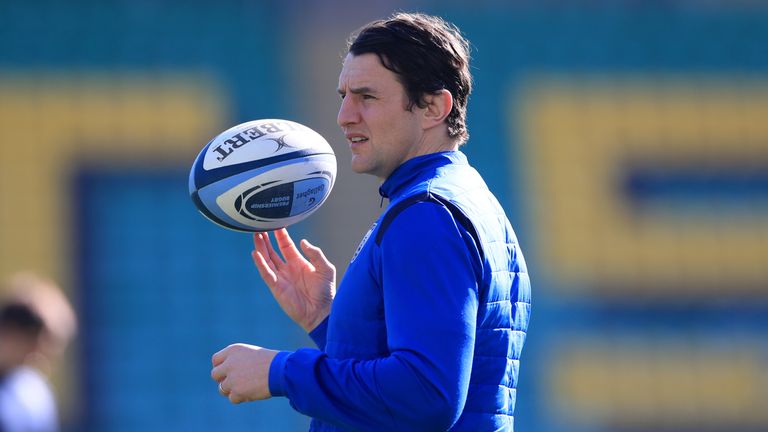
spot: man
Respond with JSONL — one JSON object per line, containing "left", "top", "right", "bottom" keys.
{"left": 211, "top": 12, "right": 531, "bottom": 431}
{"left": 0, "top": 273, "right": 77, "bottom": 432}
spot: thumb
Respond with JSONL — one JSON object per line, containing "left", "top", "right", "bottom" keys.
{"left": 300, "top": 239, "right": 334, "bottom": 273}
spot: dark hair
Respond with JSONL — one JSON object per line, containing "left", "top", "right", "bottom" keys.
{"left": 0, "top": 302, "right": 44, "bottom": 339}
{"left": 347, "top": 12, "right": 472, "bottom": 144}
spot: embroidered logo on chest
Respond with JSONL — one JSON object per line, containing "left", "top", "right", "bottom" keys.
{"left": 351, "top": 222, "right": 377, "bottom": 263}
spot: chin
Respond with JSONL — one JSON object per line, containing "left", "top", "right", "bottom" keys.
{"left": 349, "top": 158, "right": 369, "bottom": 174}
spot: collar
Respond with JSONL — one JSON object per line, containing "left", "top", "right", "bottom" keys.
{"left": 378, "top": 151, "right": 467, "bottom": 200}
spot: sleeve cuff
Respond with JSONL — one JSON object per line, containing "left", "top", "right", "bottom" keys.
{"left": 308, "top": 316, "right": 329, "bottom": 350}
{"left": 268, "top": 350, "right": 291, "bottom": 397}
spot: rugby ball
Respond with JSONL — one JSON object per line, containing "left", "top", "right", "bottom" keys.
{"left": 189, "top": 119, "right": 336, "bottom": 232}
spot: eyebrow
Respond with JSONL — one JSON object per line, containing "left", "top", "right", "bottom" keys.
{"left": 337, "top": 86, "right": 376, "bottom": 95}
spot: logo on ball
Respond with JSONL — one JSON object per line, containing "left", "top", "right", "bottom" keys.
{"left": 267, "top": 134, "right": 297, "bottom": 153}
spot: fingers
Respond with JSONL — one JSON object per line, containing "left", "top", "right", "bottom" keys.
{"left": 212, "top": 350, "right": 240, "bottom": 403}
{"left": 212, "top": 345, "right": 269, "bottom": 404}
{"left": 212, "top": 348, "right": 227, "bottom": 367}
{"left": 274, "top": 228, "right": 304, "bottom": 262}
{"left": 218, "top": 379, "right": 244, "bottom": 404}
{"left": 211, "top": 347, "right": 228, "bottom": 386}
{"left": 253, "top": 232, "right": 282, "bottom": 270}
{"left": 252, "top": 233, "right": 282, "bottom": 289}
{"left": 255, "top": 229, "right": 311, "bottom": 271}
{"left": 212, "top": 363, "right": 230, "bottom": 400}
{"left": 300, "top": 239, "right": 334, "bottom": 272}
{"left": 211, "top": 362, "right": 225, "bottom": 380}
{"left": 252, "top": 250, "right": 277, "bottom": 283}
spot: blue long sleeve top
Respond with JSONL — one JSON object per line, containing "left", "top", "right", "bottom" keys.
{"left": 269, "top": 151, "right": 531, "bottom": 431}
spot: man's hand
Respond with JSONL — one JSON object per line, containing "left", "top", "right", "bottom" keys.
{"left": 211, "top": 343, "right": 278, "bottom": 404}
{"left": 252, "top": 229, "right": 336, "bottom": 332}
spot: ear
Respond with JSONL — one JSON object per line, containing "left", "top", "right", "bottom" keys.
{"left": 421, "top": 89, "right": 453, "bottom": 130}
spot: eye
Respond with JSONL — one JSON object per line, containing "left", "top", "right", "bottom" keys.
{"left": 362, "top": 94, "right": 376, "bottom": 100}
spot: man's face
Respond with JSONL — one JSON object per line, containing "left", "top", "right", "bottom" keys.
{"left": 337, "top": 53, "right": 425, "bottom": 180}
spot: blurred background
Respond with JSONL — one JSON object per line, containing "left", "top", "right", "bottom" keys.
{"left": 1, "top": 0, "right": 767, "bottom": 431}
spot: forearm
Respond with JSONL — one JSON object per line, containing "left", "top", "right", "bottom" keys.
{"left": 269, "top": 345, "right": 470, "bottom": 431}
{"left": 269, "top": 275, "right": 477, "bottom": 430}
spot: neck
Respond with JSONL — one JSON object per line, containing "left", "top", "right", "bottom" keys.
{"left": 409, "top": 129, "right": 458, "bottom": 160}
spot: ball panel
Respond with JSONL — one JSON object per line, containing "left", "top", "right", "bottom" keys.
{"left": 190, "top": 190, "right": 252, "bottom": 232}
{"left": 195, "top": 154, "right": 335, "bottom": 232}
{"left": 188, "top": 138, "right": 210, "bottom": 194}
{"left": 288, "top": 177, "right": 330, "bottom": 216}
{"left": 201, "top": 119, "right": 333, "bottom": 171}
{"left": 192, "top": 147, "right": 331, "bottom": 192}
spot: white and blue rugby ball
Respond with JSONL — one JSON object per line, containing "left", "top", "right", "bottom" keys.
{"left": 189, "top": 119, "right": 336, "bottom": 232}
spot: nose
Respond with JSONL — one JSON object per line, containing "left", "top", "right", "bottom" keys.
{"left": 337, "top": 96, "right": 359, "bottom": 128}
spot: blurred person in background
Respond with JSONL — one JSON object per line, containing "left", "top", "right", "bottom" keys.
{"left": 0, "top": 273, "right": 77, "bottom": 432}
{"left": 212, "top": 12, "right": 531, "bottom": 431}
